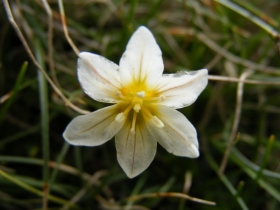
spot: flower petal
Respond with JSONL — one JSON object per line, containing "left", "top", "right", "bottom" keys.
{"left": 155, "top": 69, "right": 208, "bottom": 109}
{"left": 63, "top": 105, "right": 125, "bottom": 146}
{"left": 119, "top": 26, "right": 164, "bottom": 89}
{"left": 146, "top": 105, "right": 199, "bottom": 158}
{"left": 115, "top": 116, "right": 157, "bottom": 178}
{"left": 78, "top": 52, "right": 122, "bottom": 103}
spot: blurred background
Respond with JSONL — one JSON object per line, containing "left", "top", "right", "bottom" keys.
{"left": 0, "top": 0, "right": 280, "bottom": 209}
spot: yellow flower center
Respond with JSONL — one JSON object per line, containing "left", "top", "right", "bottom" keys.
{"left": 114, "top": 85, "right": 165, "bottom": 134}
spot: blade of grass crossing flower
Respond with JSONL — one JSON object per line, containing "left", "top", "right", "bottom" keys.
{"left": 34, "top": 38, "right": 50, "bottom": 209}
{"left": 0, "top": 62, "right": 28, "bottom": 125}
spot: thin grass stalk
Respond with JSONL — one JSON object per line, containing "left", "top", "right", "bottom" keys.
{"left": 49, "top": 142, "right": 70, "bottom": 194}
{"left": 34, "top": 38, "right": 50, "bottom": 210}
{"left": 0, "top": 62, "right": 28, "bottom": 125}
{"left": 41, "top": 0, "right": 60, "bottom": 88}
{"left": 255, "top": 135, "right": 275, "bottom": 182}
{"left": 57, "top": 0, "right": 80, "bottom": 56}
{"left": 2, "top": 0, "right": 88, "bottom": 114}
{"left": 0, "top": 170, "right": 76, "bottom": 207}
{"left": 219, "top": 70, "right": 252, "bottom": 175}
{"left": 205, "top": 152, "right": 249, "bottom": 210}
{"left": 215, "top": 0, "right": 279, "bottom": 38}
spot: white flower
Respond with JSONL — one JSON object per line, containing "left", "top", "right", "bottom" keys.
{"left": 63, "top": 26, "right": 208, "bottom": 178}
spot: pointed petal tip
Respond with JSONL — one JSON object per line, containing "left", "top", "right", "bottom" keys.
{"left": 190, "top": 144, "right": 200, "bottom": 158}
{"left": 78, "top": 51, "right": 90, "bottom": 59}
{"left": 136, "top": 25, "right": 149, "bottom": 32}
{"left": 126, "top": 172, "right": 138, "bottom": 179}
{"left": 200, "top": 68, "right": 208, "bottom": 74}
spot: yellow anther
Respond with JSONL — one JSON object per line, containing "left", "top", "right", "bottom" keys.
{"left": 115, "top": 113, "right": 125, "bottom": 122}
{"left": 151, "top": 116, "right": 164, "bottom": 128}
{"left": 133, "top": 103, "right": 141, "bottom": 112}
{"left": 130, "top": 111, "right": 138, "bottom": 135}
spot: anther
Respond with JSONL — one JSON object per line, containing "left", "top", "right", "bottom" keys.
{"left": 136, "top": 91, "right": 146, "bottom": 98}
{"left": 115, "top": 113, "right": 125, "bottom": 122}
{"left": 133, "top": 103, "right": 141, "bottom": 112}
{"left": 151, "top": 116, "right": 164, "bottom": 128}
{"left": 130, "top": 112, "right": 138, "bottom": 134}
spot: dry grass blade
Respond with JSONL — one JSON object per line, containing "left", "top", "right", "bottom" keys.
{"left": 41, "top": 0, "right": 60, "bottom": 88}
{"left": 208, "top": 75, "right": 280, "bottom": 86}
{"left": 219, "top": 70, "right": 253, "bottom": 175}
{"left": 57, "top": 0, "right": 80, "bottom": 56}
{"left": 127, "top": 192, "right": 216, "bottom": 206}
{"left": 2, "top": 0, "right": 89, "bottom": 115}
{"left": 60, "top": 170, "right": 107, "bottom": 210}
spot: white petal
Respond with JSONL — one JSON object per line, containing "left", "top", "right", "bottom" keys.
{"left": 119, "top": 26, "right": 164, "bottom": 89}
{"left": 146, "top": 105, "right": 199, "bottom": 158}
{"left": 155, "top": 69, "right": 208, "bottom": 109}
{"left": 63, "top": 105, "right": 125, "bottom": 146}
{"left": 78, "top": 52, "right": 122, "bottom": 103}
{"left": 115, "top": 116, "right": 157, "bottom": 178}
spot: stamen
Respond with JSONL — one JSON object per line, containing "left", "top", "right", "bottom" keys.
{"left": 130, "top": 111, "right": 137, "bottom": 134}
{"left": 115, "top": 113, "right": 125, "bottom": 122}
{"left": 133, "top": 103, "right": 141, "bottom": 112}
{"left": 136, "top": 91, "right": 146, "bottom": 98}
{"left": 143, "top": 95, "right": 165, "bottom": 102}
{"left": 141, "top": 106, "right": 153, "bottom": 118}
{"left": 123, "top": 103, "right": 134, "bottom": 115}
{"left": 151, "top": 116, "right": 164, "bottom": 128}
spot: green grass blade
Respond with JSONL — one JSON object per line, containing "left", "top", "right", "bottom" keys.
{"left": 0, "top": 62, "right": 28, "bottom": 125}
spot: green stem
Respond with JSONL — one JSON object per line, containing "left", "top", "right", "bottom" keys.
{"left": 215, "top": 0, "right": 279, "bottom": 38}
{"left": 0, "top": 62, "right": 28, "bottom": 125}
{"left": 34, "top": 38, "right": 50, "bottom": 208}
{"left": 255, "top": 135, "right": 275, "bottom": 182}
{"left": 49, "top": 142, "right": 70, "bottom": 193}
{"left": 205, "top": 152, "right": 249, "bottom": 210}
